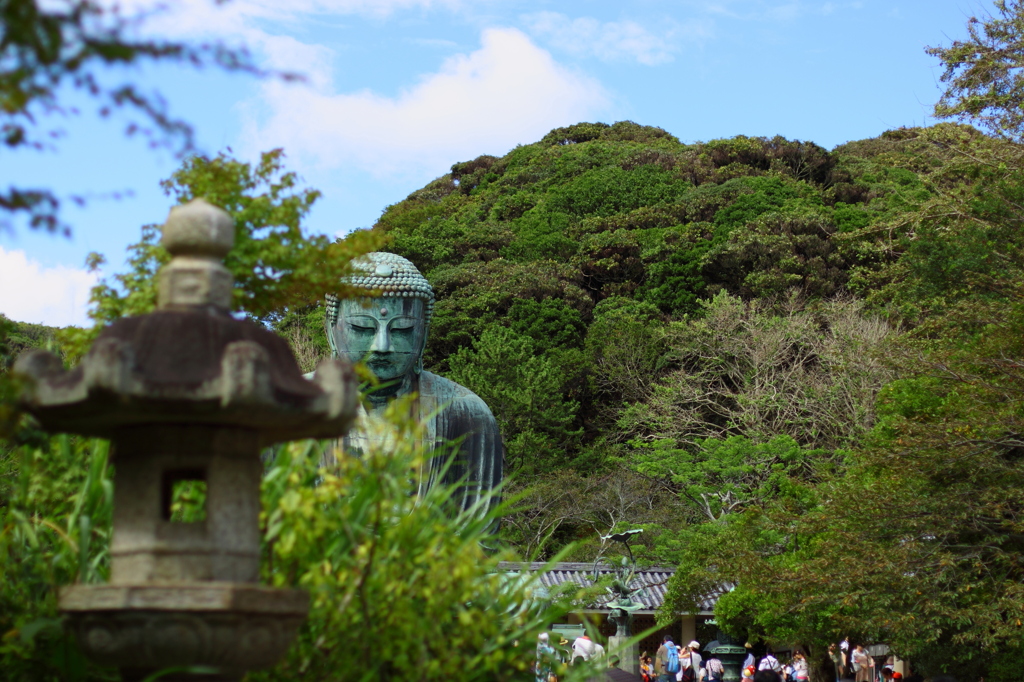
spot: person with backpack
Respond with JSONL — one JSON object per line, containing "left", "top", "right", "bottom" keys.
{"left": 706, "top": 655, "right": 725, "bottom": 682}
{"left": 759, "top": 651, "right": 781, "bottom": 674}
{"left": 656, "top": 636, "right": 681, "bottom": 682}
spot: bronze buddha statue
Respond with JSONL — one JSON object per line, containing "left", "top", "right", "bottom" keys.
{"left": 324, "top": 252, "right": 503, "bottom": 513}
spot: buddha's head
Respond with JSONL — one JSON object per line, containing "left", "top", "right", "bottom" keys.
{"left": 326, "top": 253, "right": 434, "bottom": 397}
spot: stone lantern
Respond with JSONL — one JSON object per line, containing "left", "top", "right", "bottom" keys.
{"left": 14, "top": 199, "right": 359, "bottom": 681}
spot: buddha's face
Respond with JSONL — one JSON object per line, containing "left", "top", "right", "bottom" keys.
{"left": 334, "top": 297, "right": 426, "bottom": 388}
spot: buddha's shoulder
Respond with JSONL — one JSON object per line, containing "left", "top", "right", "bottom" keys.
{"left": 419, "top": 371, "right": 495, "bottom": 419}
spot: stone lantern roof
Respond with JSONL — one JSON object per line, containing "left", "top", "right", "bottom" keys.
{"left": 15, "top": 198, "right": 356, "bottom": 444}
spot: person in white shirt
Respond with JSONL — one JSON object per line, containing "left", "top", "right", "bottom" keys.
{"left": 678, "top": 646, "right": 691, "bottom": 681}
{"left": 689, "top": 641, "right": 703, "bottom": 681}
{"left": 572, "top": 635, "right": 597, "bottom": 662}
{"left": 759, "top": 651, "right": 781, "bottom": 673}
{"left": 852, "top": 644, "right": 872, "bottom": 682}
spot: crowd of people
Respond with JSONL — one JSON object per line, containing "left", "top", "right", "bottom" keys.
{"left": 533, "top": 631, "right": 611, "bottom": 682}
{"left": 536, "top": 632, "right": 804, "bottom": 682}
{"left": 534, "top": 631, "right": 953, "bottom": 682}
{"left": 636, "top": 636, "right": 808, "bottom": 682}
{"left": 827, "top": 639, "right": 925, "bottom": 682}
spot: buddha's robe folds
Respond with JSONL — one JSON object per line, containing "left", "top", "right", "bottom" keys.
{"left": 333, "top": 370, "right": 504, "bottom": 513}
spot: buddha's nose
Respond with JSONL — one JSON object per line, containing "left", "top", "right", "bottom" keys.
{"left": 370, "top": 325, "right": 390, "bottom": 353}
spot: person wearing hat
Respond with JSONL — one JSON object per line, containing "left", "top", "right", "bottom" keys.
{"left": 688, "top": 641, "right": 703, "bottom": 681}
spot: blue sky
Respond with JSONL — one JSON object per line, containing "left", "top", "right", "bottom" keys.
{"left": 0, "top": 0, "right": 993, "bottom": 326}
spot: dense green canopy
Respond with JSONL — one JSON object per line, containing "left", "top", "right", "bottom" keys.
{"left": 365, "top": 117, "right": 1024, "bottom": 679}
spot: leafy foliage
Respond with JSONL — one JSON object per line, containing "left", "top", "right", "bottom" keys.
{"left": 928, "top": 0, "right": 1024, "bottom": 140}
{"left": 60, "top": 149, "right": 380, "bottom": 359}
{"left": 0, "top": 0, "right": 268, "bottom": 234}
{"left": 254, "top": 406, "right": 586, "bottom": 682}
{"left": 0, "top": 412, "right": 588, "bottom": 681}
{"left": 0, "top": 436, "right": 113, "bottom": 681}
{"left": 12, "top": 4, "right": 1024, "bottom": 670}
{"left": 633, "top": 435, "right": 825, "bottom": 522}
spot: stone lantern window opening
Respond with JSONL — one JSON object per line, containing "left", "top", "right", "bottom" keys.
{"left": 162, "top": 467, "right": 208, "bottom": 522}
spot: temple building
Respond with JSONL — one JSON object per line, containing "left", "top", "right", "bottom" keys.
{"left": 497, "top": 561, "right": 725, "bottom": 658}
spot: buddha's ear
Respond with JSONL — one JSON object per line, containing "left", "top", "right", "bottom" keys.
{"left": 325, "top": 299, "right": 340, "bottom": 359}
{"left": 414, "top": 321, "right": 429, "bottom": 375}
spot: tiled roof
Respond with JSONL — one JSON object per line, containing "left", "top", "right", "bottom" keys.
{"left": 496, "top": 561, "right": 724, "bottom": 614}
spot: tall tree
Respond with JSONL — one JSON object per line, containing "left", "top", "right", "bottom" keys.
{"left": 928, "top": 0, "right": 1024, "bottom": 140}
{"left": 60, "top": 149, "right": 379, "bottom": 359}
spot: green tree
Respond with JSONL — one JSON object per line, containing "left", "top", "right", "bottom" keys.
{"left": 928, "top": 0, "right": 1024, "bottom": 140}
{"left": 61, "top": 149, "right": 379, "bottom": 359}
{"left": 633, "top": 435, "right": 825, "bottom": 523}
{"left": 618, "top": 292, "right": 894, "bottom": 451}
{"left": 673, "top": 306, "right": 1024, "bottom": 677}
{"left": 585, "top": 297, "right": 667, "bottom": 408}
{"left": 446, "top": 326, "right": 582, "bottom": 474}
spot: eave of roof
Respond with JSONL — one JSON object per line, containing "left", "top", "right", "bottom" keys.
{"left": 496, "top": 561, "right": 723, "bottom": 615}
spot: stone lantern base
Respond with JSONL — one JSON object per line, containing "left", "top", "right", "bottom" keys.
{"left": 60, "top": 583, "right": 309, "bottom": 681}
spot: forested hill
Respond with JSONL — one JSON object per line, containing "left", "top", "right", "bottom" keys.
{"left": 369, "top": 119, "right": 1024, "bottom": 662}
{"left": 372, "top": 119, "right": 983, "bottom": 490}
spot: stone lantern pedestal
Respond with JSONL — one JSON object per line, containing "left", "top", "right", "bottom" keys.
{"left": 15, "top": 199, "right": 359, "bottom": 681}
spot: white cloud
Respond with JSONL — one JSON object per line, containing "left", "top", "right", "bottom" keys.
{"left": 117, "top": 0, "right": 461, "bottom": 24}
{"left": 117, "top": 0, "right": 464, "bottom": 86}
{"left": 687, "top": 0, "right": 861, "bottom": 21}
{"left": 0, "top": 247, "right": 98, "bottom": 327}
{"left": 239, "top": 27, "right": 610, "bottom": 177}
{"left": 819, "top": 1, "right": 863, "bottom": 14}
{"left": 111, "top": 3, "right": 609, "bottom": 178}
{"left": 523, "top": 12, "right": 699, "bottom": 66}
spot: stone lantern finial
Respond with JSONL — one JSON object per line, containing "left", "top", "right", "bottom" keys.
{"left": 159, "top": 198, "right": 235, "bottom": 310}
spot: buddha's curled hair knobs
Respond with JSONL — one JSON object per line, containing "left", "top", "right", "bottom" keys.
{"left": 326, "top": 253, "right": 435, "bottom": 327}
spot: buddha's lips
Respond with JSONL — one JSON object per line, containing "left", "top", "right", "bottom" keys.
{"left": 367, "top": 353, "right": 415, "bottom": 373}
